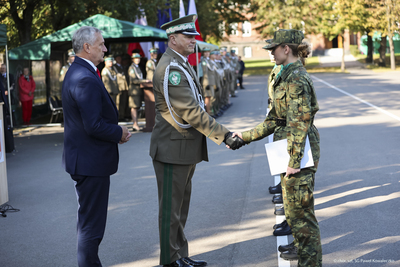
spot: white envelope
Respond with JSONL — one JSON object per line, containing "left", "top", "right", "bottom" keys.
{"left": 265, "top": 136, "right": 314, "bottom": 176}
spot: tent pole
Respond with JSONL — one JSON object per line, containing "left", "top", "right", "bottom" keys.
{"left": 196, "top": 45, "right": 199, "bottom": 79}
{"left": 5, "top": 45, "right": 13, "bottom": 128}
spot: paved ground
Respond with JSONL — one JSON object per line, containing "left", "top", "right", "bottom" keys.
{"left": 1, "top": 67, "right": 400, "bottom": 267}
{"left": 318, "top": 54, "right": 365, "bottom": 68}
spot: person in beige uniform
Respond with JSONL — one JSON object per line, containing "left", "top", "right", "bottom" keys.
{"left": 101, "top": 55, "right": 119, "bottom": 104}
{"left": 128, "top": 53, "right": 150, "bottom": 131}
{"left": 200, "top": 47, "right": 215, "bottom": 114}
{"left": 113, "top": 54, "right": 129, "bottom": 120}
{"left": 150, "top": 15, "right": 245, "bottom": 267}
{"left": 146, "top": 47, "right": 159, "bottom": 81}
{"left": 59, "top": 49, "right": 75, "bottom": 87}
{"left": 210, "top": 50, "right": 223, "bottom": 118}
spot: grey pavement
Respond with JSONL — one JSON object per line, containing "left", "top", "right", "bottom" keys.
{"left": 1, "top": 69, "right": 400, "bottom": 267}
{"left": 318, "top": 54, "right": 365, "bottom": 69}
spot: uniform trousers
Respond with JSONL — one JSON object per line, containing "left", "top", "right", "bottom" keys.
{"left": 21, "top": 100, "right": 33, "bottom": 124}
{"left": 118, "top": 91, "right": 129, "bottom": 119}
{"left": 281, "top": 170, "right": 322, "bottom": 267}
{"left": 71, "top": 174, "right": 110, "bottom": 267}
{"left": 153, "top": 160, "right": 196, "bottom": 265}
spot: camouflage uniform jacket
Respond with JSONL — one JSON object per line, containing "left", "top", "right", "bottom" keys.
{"left": 242, "top": 60, "right": 320, "bottom": 170}
{"left": 268, "top": 65, "right": 282, "bottom": 110}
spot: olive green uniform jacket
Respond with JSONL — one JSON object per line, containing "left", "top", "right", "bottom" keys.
{"left": 101, "top": 66, "right": 119, "bottom": 96}
{"left": 146, "top": 59, "right": 157, "bottom": 81}
{"left": 242, "top": 60, "right": 320, "bottom": 171}
{"left": 150, "top": 48, "right": 229, "bottom": 165}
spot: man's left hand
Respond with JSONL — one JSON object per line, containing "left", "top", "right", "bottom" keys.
{"left": 285, "top": 167, "right": 300, "bottom": 177}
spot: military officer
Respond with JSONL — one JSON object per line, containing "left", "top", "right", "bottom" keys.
{"left": 101, "top": 55, "right": 119, "bottom": 104}
{"left": 265, "top": 39, "right": 282, "bottom": 110}
{"left": 59, "top": 49, "right": 75, "bottom": 85}
{"left": 230, "top": 50, "right": 240, "bottom": 91}
{"left": 210, "top": 49, "right": 223, "bottom": 118}
{"left": 128, "top": 53, "right": 150, "bottom": 131}
{"left": 146, "top": 47, "right": 159, "bottom": 81}
{"left": 150, "top": 14, "right": 245, "bottom": 267}
{"left": 200, "top": 47, "right": 216, "bottom": 115}
{"left": 232, "top": 29, "right": 322, "bottom": 267}
{"left": 113, "top": 54, "right": 129, "bottom": 120}
{"left": 219, "top": 49, "right": 231, "bottom": 109}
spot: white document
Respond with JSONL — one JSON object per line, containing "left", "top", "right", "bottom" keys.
{"left": 265, "top": 136, "right": 314, "bottom": 176}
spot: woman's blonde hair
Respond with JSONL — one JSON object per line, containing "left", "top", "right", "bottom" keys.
{"left": 281, "top": 42, "right": 312, "bottom": 66}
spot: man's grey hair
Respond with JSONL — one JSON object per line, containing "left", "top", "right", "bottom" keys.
{"left": 72, "top": 26, "right": 102, "bottom": 54}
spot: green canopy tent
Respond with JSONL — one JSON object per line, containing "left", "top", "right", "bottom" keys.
{"left": 0, "top": 24, "right": 13, "bottom": 126}
{"left": 9, "top": 14, "right": 168, "bottom": 60}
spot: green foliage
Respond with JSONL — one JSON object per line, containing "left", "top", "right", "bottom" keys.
{"left": 350, "top": 45, "right": 360, "bottom": 57}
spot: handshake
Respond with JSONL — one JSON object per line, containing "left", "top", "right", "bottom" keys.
{"left": 223, "top": 132, "right": 246, "bottom": 150}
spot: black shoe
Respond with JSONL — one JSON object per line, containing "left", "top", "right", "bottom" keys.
{"left": 182, "top": 257, "right": 207, "bottom": 266}
{"left": 280, "top": 246, "right": 298, "bottom": 261}
{"left": 217, "top": 111, "right": 223, "bottom": 117}
{"left": 274, "top": 205, "right": 284, "bottom": 215}
{"left": 278, "top": 241, "right": 295, "bottom": 253}
{"left": 231, "top": 95, "right": 237, "bottom": 97}
{"left": 272, "top": 194, "right": 283, "bottom": 204}
{"left": 240, "top": 87, "right": 245, "bottom": 89}
{"left": 273, "top": 221, "right": 292, "bottom": 236}
{"left": 269, "top": 182, "right": 282, "bottom": 194}
{"left": 164, "top": 258, "right": 193, "bottom": 267}
{"left": 273, "top": 219, "right": 287, "bottom": 230}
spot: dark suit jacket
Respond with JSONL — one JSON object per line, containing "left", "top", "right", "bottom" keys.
{"left": 62, "top": 56, "right": 122, "bottom": 176}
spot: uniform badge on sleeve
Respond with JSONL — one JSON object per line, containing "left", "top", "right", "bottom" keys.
{"left": 169, "top": 71, "right": 181, "bottom": 85}
{"left": 147, "top": 62, "right": 153, "bottom": 68}
{"left": 130, "top": 69, "right": 135, "bottom": 74}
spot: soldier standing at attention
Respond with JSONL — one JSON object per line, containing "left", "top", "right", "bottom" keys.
{"left": 209, "top": 50, "right": 223, "bottom": 118}
{"left": 146, "top": 47, "right": 159, "bottom": 81}
{"left": 231, "top": 29, "right": 322, "bottom": 267}
{"left": 113, "top": 54, "right": 129, "bottom": 121}
{"left": 230, "top": 50, "right": 240, "bottom": 92}
{"left": 150, "top": 15, "right": 245, "bottom": 267}
{"left": 101, "top": 55, "right": 119, "bottom": 104}
{"left": 128, "top": 53, "right": 150, "bottom": 131}
{"left": 59, "top": 49, "right": 75, "bottom": 86}
{"left": 200, "top": 47, "right": 215, "bottom": 114}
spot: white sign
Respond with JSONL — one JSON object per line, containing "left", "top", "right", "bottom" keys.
{"left": 265, "top": 136, "right": 314, "bottom": 176}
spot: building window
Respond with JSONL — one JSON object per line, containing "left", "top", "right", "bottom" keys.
{"left": 244, "top": 47, "right": 252, "bottom": 58}
{"left": 242, "top": 21, "right": 251, "bottom": 37}
{"left": 231, "top": 23, "right": 239, "bottom": 36}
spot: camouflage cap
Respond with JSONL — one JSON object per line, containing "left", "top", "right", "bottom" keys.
{"left": 263, "top": 29, "right": 304, "bottom": 50}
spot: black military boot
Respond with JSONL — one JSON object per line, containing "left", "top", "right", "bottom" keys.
{"left": 280, "top": 246, "right": 298, "bottom": 261}
{"left": 278, "top": 241, "right": 295, "bottom": 252}
{"left": 269, "top": 182, "right": 282, "bottom": 194}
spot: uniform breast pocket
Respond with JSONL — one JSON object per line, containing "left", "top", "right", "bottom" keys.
{"left": 274, "top": 89, "right": 286, "bottom": 115}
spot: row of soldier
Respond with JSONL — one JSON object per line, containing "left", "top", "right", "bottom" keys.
{"left": 200, "top": 48, "right": 242, "bottom": 118}
{"left": 59, "top": 46, "right": 244, "bottom": 130}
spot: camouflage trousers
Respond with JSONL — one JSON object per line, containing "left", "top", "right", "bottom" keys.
{"left": 281, "top": 170, "right": 322, "bottom": 267}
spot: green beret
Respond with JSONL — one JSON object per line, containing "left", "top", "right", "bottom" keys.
{"left": 68, "top": 49, "right": 75, "bottom": 57}
{"left": 149, "top": 47, "right": 159, "bottom": 53}
{"left": 161, "top": 14, "right": 200, "bottom": 36}
{"left": 263, "top": 29, "right": 304, "bottom": 50}
{"left": 131, "top": 53, "right": 141, "bottom": 58}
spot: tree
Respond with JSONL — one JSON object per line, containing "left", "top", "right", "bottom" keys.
{"left": 252, "top": 0, "right": 322, "bottom": 38}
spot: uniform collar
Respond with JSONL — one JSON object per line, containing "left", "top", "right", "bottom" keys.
{"left": 169, "top": 48, "right": 188, "bottom": 63}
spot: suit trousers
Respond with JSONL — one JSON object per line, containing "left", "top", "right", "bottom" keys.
{"left": 71, "top": 174, "right": 110, "bottom": 267}
{"left": 153, "top": 160, "right": 196, "bottom": 265}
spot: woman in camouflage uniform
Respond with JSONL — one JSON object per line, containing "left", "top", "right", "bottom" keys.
{"left": 233, "top": 29, "right": 322, "bottom": 267}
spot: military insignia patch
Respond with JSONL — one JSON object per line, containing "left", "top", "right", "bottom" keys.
{"left": 147, "top": 62, "right": 152, "bottom": 68}
{"left": 293, "top": 70, "right": 299, "bottom": 74}
{"left": 169, "top": 71, "right": 181, "bottom": 85}
{"left": 130, "top": 69, "right": 135, "bottom": 74}
{"left": 202, "top": 61, "right": 206, "bottom": 66}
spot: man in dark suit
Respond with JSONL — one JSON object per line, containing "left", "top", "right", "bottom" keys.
{"left": 150, "top": 15, "right": 245, "bottom": 267}
{"left": 62, "top": 26, "right": 131, "bottom": 267}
